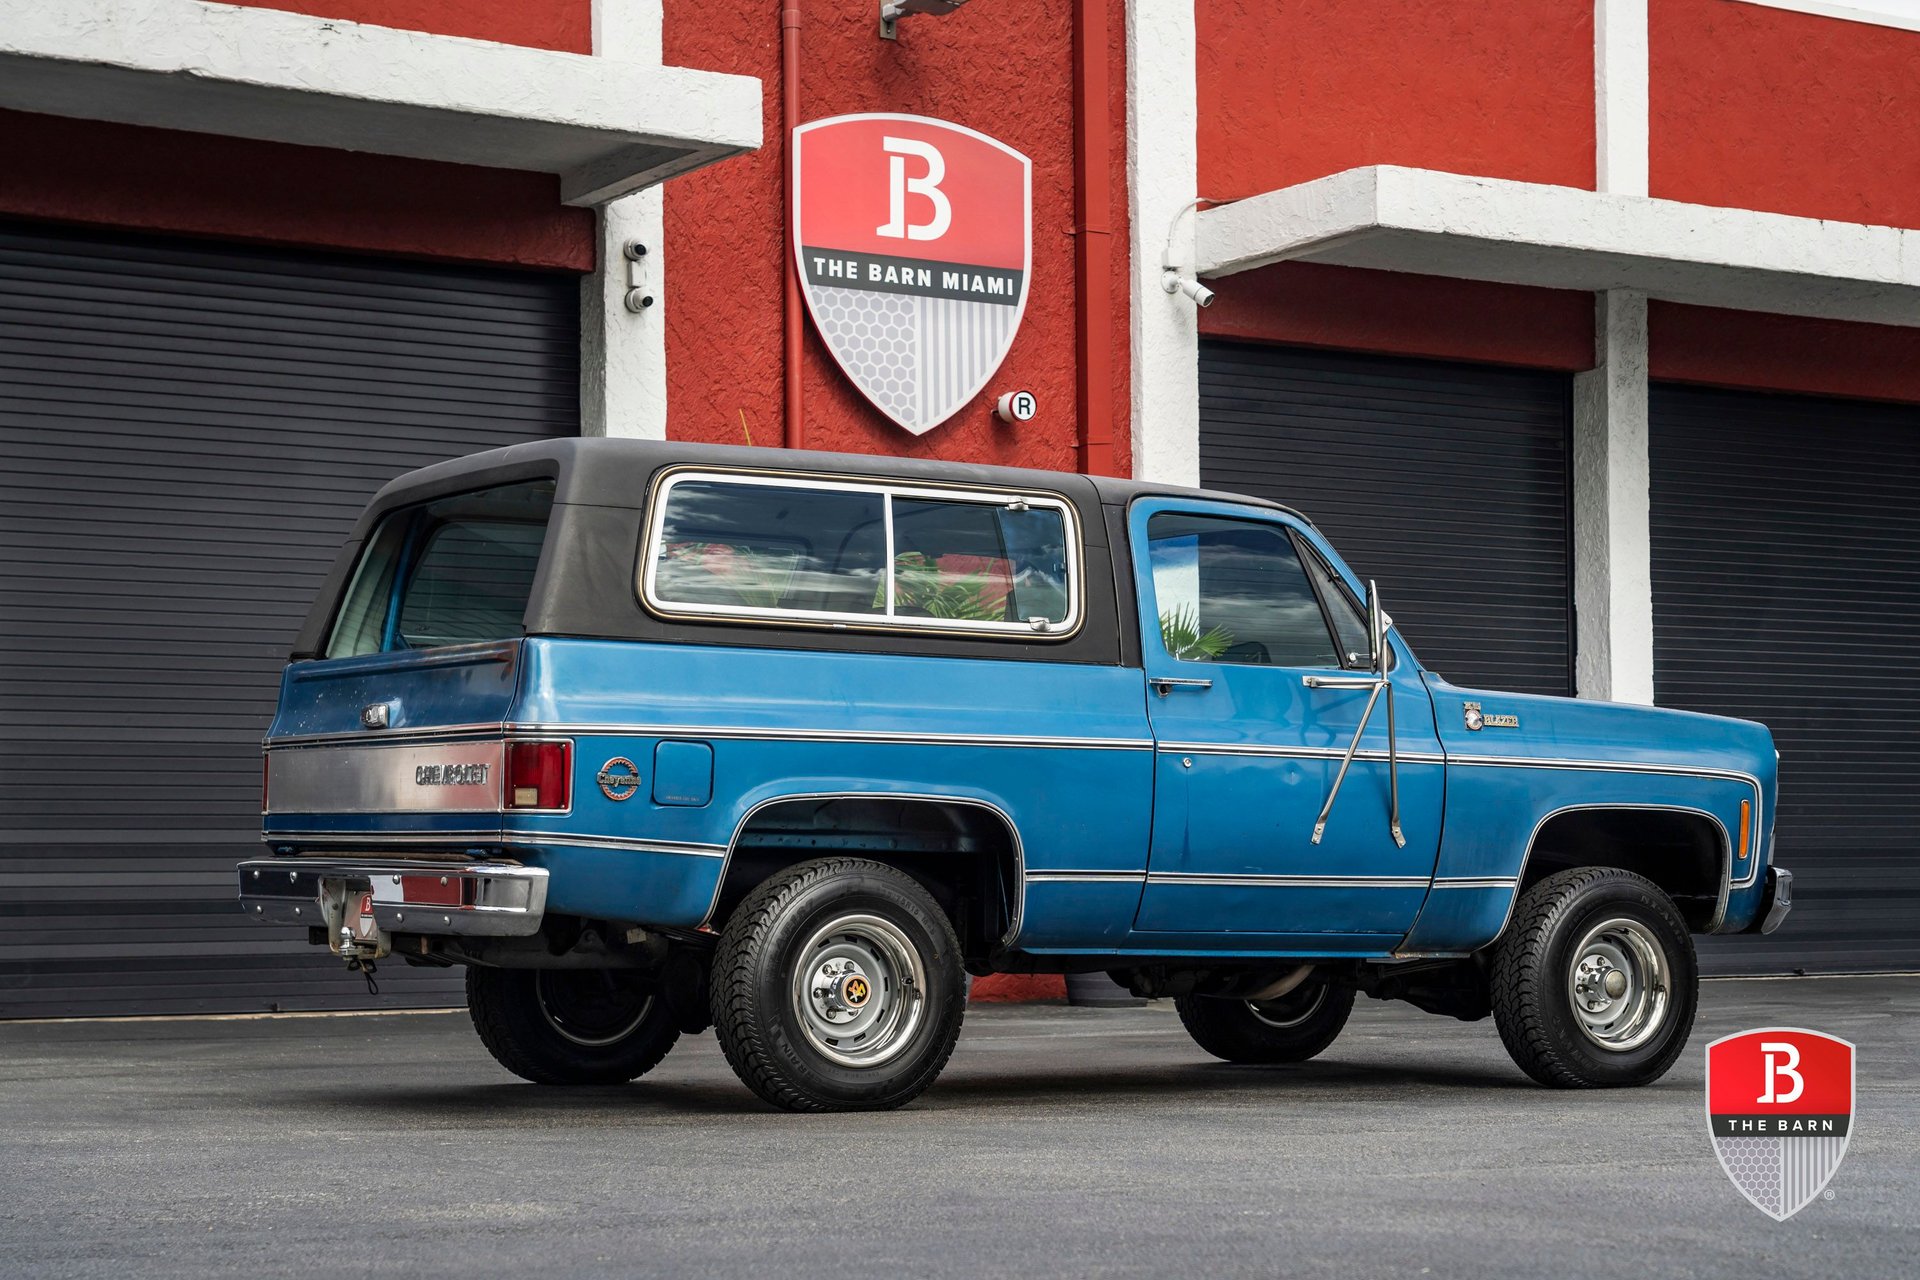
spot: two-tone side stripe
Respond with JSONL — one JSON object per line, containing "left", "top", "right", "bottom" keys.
{"left": 270, "top": 723, "right": 1155, "bottom": 753}
{"left": 1145, "top": 873, "right": 1431, "bottom": 889}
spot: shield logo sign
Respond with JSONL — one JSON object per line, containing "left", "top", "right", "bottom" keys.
{"left": 1706, "top": 1028, "right": 1855, "bottom": 1220}
{"left": 792, "top": 114, "right": 1032, "bottom": 436}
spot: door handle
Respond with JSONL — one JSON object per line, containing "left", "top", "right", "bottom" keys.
{"left": 1302, "top": 674, "right": 1382, "bottom": 690}
{"left": 1149, "top": 676, "right": 1213, "bottom": 697}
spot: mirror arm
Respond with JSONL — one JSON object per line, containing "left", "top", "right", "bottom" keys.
{"left": 1309, "top": 579, "right": 1407, "bottom": 849}
{"left": 1309, "top": 679, "right": 1384, "bottom": 845}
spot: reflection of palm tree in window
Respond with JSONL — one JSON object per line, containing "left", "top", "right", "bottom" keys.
{"left": 889, "top": 552, "right": 1011, "bottom": 621}
{"left": 1159, "top": 605, "right": 1234, "bottom": 661}
{"left": 658, "top": 541, "right": 797, "bottom": 608}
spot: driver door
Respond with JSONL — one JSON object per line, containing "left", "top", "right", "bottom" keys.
{"left": 1130, "top": 499, "right": 1445, "bottom": 941}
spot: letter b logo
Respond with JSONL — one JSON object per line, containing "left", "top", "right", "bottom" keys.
{"left": 1758, "top": 1041, "right": 1804, "bottom": 1104}
{"left": 876, "top": 136, "right": 951, "bottom": 242}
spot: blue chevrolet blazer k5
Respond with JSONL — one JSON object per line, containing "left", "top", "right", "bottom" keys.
{"left": 238, "top": 439, "right": 1789, "bottom": 1111}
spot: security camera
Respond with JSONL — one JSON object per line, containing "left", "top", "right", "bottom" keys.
{"left": 1163, "top": 271, "right": 1215, "bottom": 308}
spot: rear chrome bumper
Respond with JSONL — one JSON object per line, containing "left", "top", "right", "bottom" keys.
{"left": 1747, "top": 865, "right": 1792, "bottom": 936}
{"left": 236, "top": 858, "right": 548, "bottom": 937}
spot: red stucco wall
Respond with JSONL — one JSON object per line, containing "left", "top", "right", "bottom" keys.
{"left": 661, "top": 2, "right": 1131, "bottom": 473}
{"left": 236, "top": 1, "right": 591, "bottom": 52}
{"left": 1651, "top": 302, "right": 1920, "bottom": 404}
{"left": 0, "top": 110, "right": 593, "bottom": 271}
{"left": 1201, "top": 262, "right": 1595, "bottom": 372}
{"left": 1197, "top": 0, "right": 1594, "bottom": 202}
{"left": 1651, "top": 0, "right": 1920, "bottom": 229}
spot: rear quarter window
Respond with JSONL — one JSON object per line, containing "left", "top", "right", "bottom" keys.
{"left": 325, "top": 480, "right": 555, "bottom": 658}
{"left": 642, "top": 471, "right": 1080, "bottom": 638}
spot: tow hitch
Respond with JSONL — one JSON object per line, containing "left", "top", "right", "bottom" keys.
{"left": 318, "top": 879, "right": 389, "bottom": 992}
{"left": 237, "top": 858, "right": 550, "bottom": 996}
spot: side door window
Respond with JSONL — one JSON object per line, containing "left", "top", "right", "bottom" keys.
{"left": 1145, "top": 512, "right": 1340, "bottom": 668}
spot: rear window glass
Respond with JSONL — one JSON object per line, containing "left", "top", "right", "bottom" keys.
{"left": 326, "top": 480, "right": 554, "bottom": 658}
{"left": 644, "top": 473, "right": 1079, "bottom": 636}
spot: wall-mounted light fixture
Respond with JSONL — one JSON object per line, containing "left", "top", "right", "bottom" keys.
{"left": 881, "top": 0, "right": 973, "bottom": 41}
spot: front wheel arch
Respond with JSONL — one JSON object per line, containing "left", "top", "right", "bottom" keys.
{"left": 1519, "top": 806, "right": 1729, "bottom": 931}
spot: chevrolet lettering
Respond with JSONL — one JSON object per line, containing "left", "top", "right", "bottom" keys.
{"left": 238, "top": 440, "right": 1788, "bottom": 1112}
{"left": 415, "top": 764, "right": 490, "bottom": 787}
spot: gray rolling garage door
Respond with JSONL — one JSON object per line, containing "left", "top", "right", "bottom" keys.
{"left": 1200, "top": 343, "right": 1573, "bottom": 695}
{"left": 0, "top": 222, "right": 579, "bottom": 1017}
{"left": 1652, "top": 384, "right": 1920, "bottom": 974}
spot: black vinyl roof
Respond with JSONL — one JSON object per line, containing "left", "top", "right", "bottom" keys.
{"left": 367, "top": 437, "right": 1310, "bottom": 524}
{"left": 293, "top": 438, "right": 1311, "bottom": 663}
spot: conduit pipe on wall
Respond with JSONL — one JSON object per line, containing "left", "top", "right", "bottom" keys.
{"left": 782, "top": 3, "right": 805, "bottom": 450}
{"left": 1072, "top": 0, "right": 1113, "bottom": 474}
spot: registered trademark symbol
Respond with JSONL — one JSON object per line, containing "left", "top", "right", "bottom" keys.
{"left": 995, "top": 389, "right": 1038, "bottom": 423}
{"left": 1825, "top": 1190, "right": 1836, "bottom": 1201}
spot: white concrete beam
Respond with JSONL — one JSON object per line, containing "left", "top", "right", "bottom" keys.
{"left": 1572, "top": 291, "right": 1655, "bottom": 705}
{"left": 581, "top": 2, "right": 668, "bottom": 441}
{"left": 1196, "top": 166, "right": 1920, "bottom": 328}
{"left": 0, "top": 0, "right": 760, "bottom": 207}
{"left": 1125, "top": 0, "right": 1201, "bottom": 486}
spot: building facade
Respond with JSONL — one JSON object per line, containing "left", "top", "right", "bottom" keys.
{"left": 2, "top": 0, "right": 1915, "bottom": 1015}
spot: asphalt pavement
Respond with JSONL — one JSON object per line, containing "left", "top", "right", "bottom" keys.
{"left": 1, "top": 975, "right": 1914, "bottom": 1279}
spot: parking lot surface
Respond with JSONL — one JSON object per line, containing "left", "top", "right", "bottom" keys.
{"left": 1, "top": 975, "right": 1914, "bottom": 1279}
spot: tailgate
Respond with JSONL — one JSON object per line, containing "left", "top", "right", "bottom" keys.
{"left": 264, "top": 641, "right": 523, "bottom": 834}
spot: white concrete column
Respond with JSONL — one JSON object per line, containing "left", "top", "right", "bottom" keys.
{"left": 1594, "top": 0, "right": 1649, "bottom": 196}
{"left": 593, "top": 0, "right": 660, "bottom": 61}
{"left": 1572, "top": 290, "right": 1654, "bottom": 704}
{"left": 1576, "top": 3, "right": 1655, "bottom": 703}
{"left": 1125, "top": 0, "right": 1200, "bottom": 484}
{"left": 581, "top": 1, "right": 667, "bottom": 440}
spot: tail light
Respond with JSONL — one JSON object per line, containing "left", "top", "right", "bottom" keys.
{"left": 506, "top": 740, "right": 571, "bottom": 811}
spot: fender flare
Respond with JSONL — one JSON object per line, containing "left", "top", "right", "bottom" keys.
{"left": 699, "top": 789, "right": 1029, "bottom": 946}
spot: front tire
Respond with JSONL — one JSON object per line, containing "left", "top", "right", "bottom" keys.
{"left": 467, "top": 967, "right": 681, "bottom": 1085}
{"left": 1491, "top": 867, "right": 1698, "bottom": 1088}
{"left": 1176, "top": 975, "right": 1355, "bottom": 1064}
{"left": 710, "top": 858, "right": 967, "bottom": 1112}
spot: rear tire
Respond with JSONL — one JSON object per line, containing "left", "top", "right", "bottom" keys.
{"left": 710, "top": 857, "right": 967, "bottom": 1112}
{"left": 466, "top": 967, "right": 681, "bottom": 1085}
{"left": 1490, "top": 867, "right": 1698, "bottom": 1088}
{"left": 1176, "top": 975, "right": 1354, "bottom": 1064}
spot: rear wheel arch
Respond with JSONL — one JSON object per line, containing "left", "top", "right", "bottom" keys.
{"left": 706, "top": 792, "right": 1025, "bottom": 964}
{"left": 1517, "top": 805, "right": 1729, "bottom": 932}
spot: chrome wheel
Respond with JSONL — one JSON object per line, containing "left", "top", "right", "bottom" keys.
{"left": 1246, "top": 983, "right": 1330, "bottom": 1029}
{"left": 790, "top": 912, "right": 927, "bottom": 1068}
{"left": 534, "top": 971, "right": 655, "bottom": 1048}
{"left": 1566, "top": 916, "right": 1670, "bottom": 1052}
